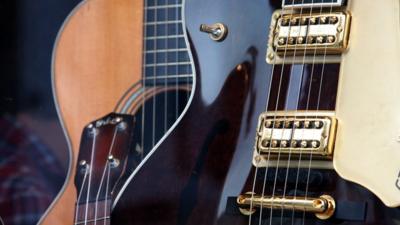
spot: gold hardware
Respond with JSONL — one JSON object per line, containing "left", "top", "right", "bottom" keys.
{"left": 237, "top": 193, "right": 336, "bottom": 220}
{"left": 309, "top": 17, "right": 317, "bottom": 25}
{"left": 266, "top": 11, "right": 351, "bottom": 64}
{"left": 320, "top": 16, "right": 328, "bottom": 24}
{"left": 253, "top": 111, "right": 337, "bottom": 163}
{"left": 329, "top": 16, "right": 338, "bottom": 24}
{"left": 199, "top": 23, "right": 228, "bottom": 42}
{"left": 267, "top": 52, "right": 275, "bottom": 61}
{"left": 297, "top": 36, "right": 304, "bottom": 44}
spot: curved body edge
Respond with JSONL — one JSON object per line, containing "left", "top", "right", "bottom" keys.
{"left": 40, "top": 0, "right": 143, "bottom": 224}
{"left": 112, "top": 0, "right": 272, "bottom": 224}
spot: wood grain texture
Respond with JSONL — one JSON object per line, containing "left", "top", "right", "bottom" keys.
{"left": 40, "top": 0, "right": 143, "bottom": 224}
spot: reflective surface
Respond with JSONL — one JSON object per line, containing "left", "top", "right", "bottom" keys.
{"left": 112, "top": 0, "right": 400, "bottom": 224}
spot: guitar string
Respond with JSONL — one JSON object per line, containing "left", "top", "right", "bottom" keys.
{"left": 93, "top": 127, "right": 118, "bottom": 225}
{"left": 263, "top": 2, "right": 307, "bottom": 225}
{"left": 247, "top": 2, "right": 292, "bottom": 224}
{"left": 301, "top": 2, "right": 335, "bottom": 225}
{"left": 269, "top": 0, "right": 304, "bottom": 225}
{"left": 292, "top": 3, "right": 326, "bottom": 224}
{"left": 285, "top": 2, "right": 327, "bottom": 224}
{"left": 141, "top": 0, "right": 148, "bottom": 160}
{"left": 250, "top": 1, "right": 297, "bottom": 224}
{"left": 185, "top": 0, "right": 190, "bottom": 106}
{"left": 278, "top": 1, "right": 314, "bottom": 224}
{"left": 152, "top": 0, "right": 158, "bottom": 149}
{"left": 103, "top": 161, "right": 111, "bottom": 225}
{"left": 183, "top": 0, "right": 191, "bottom": 108}
{"left": 84, "top": 129, "right": 97, "bottom": 225}
{"left": 74, "top": 163, "right": 89, "bottom": 225}
{"left": 175, "top": 0, "right": 180, "bottom": 121}
{"left": 164, "top": 0, "right": 169, "bottom": 135}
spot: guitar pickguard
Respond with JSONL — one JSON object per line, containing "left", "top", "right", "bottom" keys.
{"left": 335, "top": 0, "right": 400, "bottom": 207}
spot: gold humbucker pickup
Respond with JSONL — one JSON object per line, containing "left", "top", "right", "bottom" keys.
{"left": 266, "top": 11, "right": 351, "bottom": 64}
{"left": 253, "top": 111, "right": 337, "bottom": 165}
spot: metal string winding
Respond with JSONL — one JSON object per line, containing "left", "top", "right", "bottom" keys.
{"left": 279, "top": 1, "right": 315, "bottom": 225}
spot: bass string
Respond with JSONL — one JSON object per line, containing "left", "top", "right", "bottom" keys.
{"left": 141, "top": 0, "right": 149, "bottom": 160}
{"left": 248, "top": 1, "right": 297, "bottom": 224}
{"left": 151, "top": 0, "right": 159, "bottom": 149}
{"left": 300, "top": 2, "right": 336, "bottom": 225}
{"left": 84, "top": 130, "right": 97, "bottom": 225}
{"left": 74, "top": 162, "right": 89, "bottom": 225}
{"left": 278, "top": 1, "right": 316, "bottom": 224}
{"left": 175, "top": 0, "right": 180, "bottom": 121}
{"left": 164, "top": 0, "right": 169, "bottom": 135}
{"left": 93, "top": 127, "right": 118, "bottom": 225}
{"left": 184, "top": 0, "right": 190, "bottom": 104}
{"left": 103, "top": 161, "right": 111, "bottom": 225}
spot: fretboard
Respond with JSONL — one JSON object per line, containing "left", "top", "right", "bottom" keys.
{"left": 142, "top": 0, "right": 193, "bottom": 87}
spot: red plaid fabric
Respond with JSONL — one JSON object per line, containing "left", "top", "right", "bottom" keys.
{"left": 0, "top": 116, "right": 64, "bottom": 225}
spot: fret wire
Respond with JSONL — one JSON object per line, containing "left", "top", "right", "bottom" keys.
{"left": 144, "top": 34, "right": 184, "bottom": 40}
{"left": 145, "top": 20, "right": 183, "bottom": 25}
{"left": 145, "top": 48, "right": 188, "bottom": 53}
{"left": 144, "top": 62, "right": 191, "bottom": 67}
{"left": 75, "top": 216, "right": 110, "bottom": 225}
{"left": 145, "top": 4, "right": 181, "bottom": 10}
{"left": 143, "top": 74, "right": 192, "bottom": 80}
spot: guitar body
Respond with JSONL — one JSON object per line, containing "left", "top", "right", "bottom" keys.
{"left": 112, "top": 0, "right": 400, "bottom": 225}
{"left": 112, "top": 0, "right": 272, "bottom": 223}
{"left": 40, "top": 0, "right": 143, "bottom": 224}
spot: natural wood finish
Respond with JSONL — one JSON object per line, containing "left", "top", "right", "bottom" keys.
{"left": 40, "top": 0, "right": 143, "bottom": 224}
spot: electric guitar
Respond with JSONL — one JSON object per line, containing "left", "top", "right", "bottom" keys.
{"left": 40, "top": 0, "right": 194, "bottom": 224}
{"left": 110, "top": 0, "right": 400, "bottom": 224}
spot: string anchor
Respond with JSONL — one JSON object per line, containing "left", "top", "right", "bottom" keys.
{"left": 78, "top": 160, "right": 89, "bottom": 174}
{"left": 108, "top": 155, "right": 120, "bottom": 168}
{"left": 236, "top": 193, "right": 336, "bottom": 220}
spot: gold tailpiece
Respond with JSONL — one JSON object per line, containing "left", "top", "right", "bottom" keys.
{"left": 237, "top": 193, "right": 335, "bottom": 220}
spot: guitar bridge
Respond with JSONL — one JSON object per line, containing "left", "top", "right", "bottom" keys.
{"left": 253, "top": 111, "right": 337, "bottom": 167}
{"left": 237, "top": 193, "right": 335, "bottom": 220}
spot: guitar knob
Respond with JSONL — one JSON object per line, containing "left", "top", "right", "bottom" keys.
{"left": 200, "top": 23, "right": 228, "bottom": 42}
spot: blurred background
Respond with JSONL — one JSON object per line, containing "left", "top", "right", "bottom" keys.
{"left": 0, "top": 0, "right": 80, "bottom": 224}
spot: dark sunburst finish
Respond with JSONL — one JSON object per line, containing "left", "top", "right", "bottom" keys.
{"left": 111, "top": 0, "right": 400, "bottom": 224}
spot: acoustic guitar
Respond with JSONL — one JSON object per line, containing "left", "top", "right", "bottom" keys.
{"left": 109, "top": 0, "right": 400, "bottom": 224}
{"left": 40, "top": 0, "right": 194, "bottom": 224}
